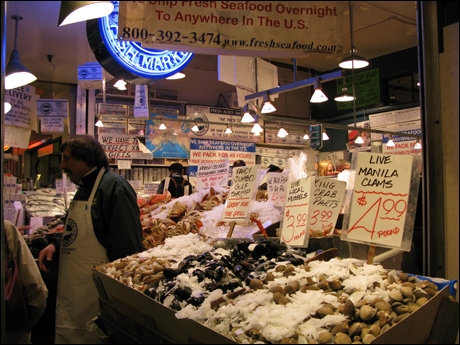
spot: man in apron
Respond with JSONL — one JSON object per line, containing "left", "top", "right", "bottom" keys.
{"left": 158, "top": 163, "right": 192, "bottom": 198}
{"left": 38, "top": 135, "right": 143, "bottom": 344}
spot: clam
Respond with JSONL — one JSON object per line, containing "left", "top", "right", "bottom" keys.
{"left": 393, "top": 305, "right": 411, "bottom": 315}
{"left": 273, "top": 292, "right": 289, "bottom": 305}
{"left": 316, "top": 306, "right": 334, "bottom": 318}
{"left": 317, "top": 332, "right": 332, "bottom": 344}
{"left": 335, "top": 332, "right": 352, "bottom": 344}
{"left": 397, "top": 272, "right": 408, "bottom": 282}
{"left": 414, "top": 289, "right": 430, "bottom": 300}
{"left": 416, "top": 297, "right": 429, "bottom": 306}
{"left": 343, "top": 299, "right": 355, "bottom": 317}
{"left": 356, "top": 300, "right": 369, "bottom": 308}
{"left": 317, "top": 280, "right": 330, "bottom": 290}
{"left": 362, "top": 334, "right": 376, "bottom": 344}
{"left": 375, "top": 301, "right": 392, "bottom": 312}
{"left": 264, "top": 272, "right": 275, "bottom": 283}
{"left": 370, "top": 297, "right": 384, "bottom": 307}
{"left": 332, "top": 322, "right": 349, "bottom": 335}
{"left": 275, "top": 265, "right": 286, "bottom": 272}
{"left": 370, "top": 324, "right": 381, "bottom": 337}
{"left": 250, "top": 278, "right": 264, "bottom": 291}
{"left": 269, "top": 286, "right": 286, "bottom": 295}
{"left": 389, "top": 290, "right": 404, "bottom": 302}
{"left": 378, "top": 311, "right": 393, "bottom": 326}
{"left": 400, "top": 286, "right": 414, "bottom": 299}
{"left": 284, "top": 281, "right": 300, "bottom": 295}
{"left": 331, "top": 279, "right": 342, "bottom": 291}
{"left": 394, "top": 313, "right": 410, "bottom": 323}
{"left": 360, "top": 305, "right": 376, "bottom": 321}
{"left": 348, "top": 323, "right": 363, "bottom": 337}
{"left": 402, "top": 281, "right": 415, "bottom": 289}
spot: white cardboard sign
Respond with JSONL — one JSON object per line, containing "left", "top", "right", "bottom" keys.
{"left": 310, "top": 178, "right": 346, "bottom": 235}
{"left": 346, "top": 153, "right": 413, "bottom": 247}
{"left": 223, "top": 165, "right": 258, "bottom": 222}
{"left": 280, "top": 176, "right": 314, "bottom": 247}
{"left": 196, "top": 161, "right": 230, "bottom": 190}
{"left": 267, "top": 171, "right": 289, "bottom": 207}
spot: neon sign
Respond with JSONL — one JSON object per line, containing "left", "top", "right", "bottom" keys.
{"left": 87, "top": 1, "right": 193, "bottom": 82}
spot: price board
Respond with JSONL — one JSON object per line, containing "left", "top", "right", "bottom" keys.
{"left": 341, "top": 152, "right": 421, "bottom": 251}
{"left": 310, "top": 178, "right": 346, "bottom": 236}
{"left": 267, "top": 172, "right": 289, "bottom": 207}
{"left": 280, "top": 176, "right": 315, "bottom": 247}
{"left": 196, "top": 161, "right": 230, "bottom": 190}
{"left": 223, "top": 165, "right": 259, "bottom": 223}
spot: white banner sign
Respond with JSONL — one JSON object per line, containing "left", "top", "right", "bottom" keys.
{"left": 280, "top": 176, "right": 314, "bottom": 247}
{"left": 56, "top": 178, "right": 77, "bottom": 194}
{"left": 41, "top": 117, "right": 65, "bottom": 133}
{"left": 223, "top": 165, "right": 258, "bottom": 222}
{"left": 4, "top": 125, "right": 31, "bottom": 149}
{"left": 346, "top": 153, "right": 413, "bottom": 248}
{"left": 196, "top": 161, "right": 230, "bottom": 190}
{"left": 5, "top": 85, "right": 36, "bottom": 129}
{"left": 98, "top": 133, "right": 153, "bottom": 159}
{"left": 37, "top": 99, "right": 68, "bottom": 117}
{"left": 267, "top": 171, "right": 289, "bottom": 207}
{"left": 134, "top": 85, "right": 149, "bottom": 117}
{"left": 310, "top": 178, "right": 346, "bottom": 236}
{"left": 144, "top": 182, "right": 160, "bottom": 194}
{"left": 187, "top": 105, "right": 262, "bottom": 143}
{"left": 119, "top": 2, "right": 343, "bottom": 57}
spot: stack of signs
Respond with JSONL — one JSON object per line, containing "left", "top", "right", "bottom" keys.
{"left": 341, "top": 152, "right": 421, "bottom": 252}
{"left": 196, "top": 162, "right": 230, "bottom": 190}
{"left": 222, "top": 165, "right": 259, "bottom": 223}
{"left": 37, "top": 99, "right": 68, "bottom": 133}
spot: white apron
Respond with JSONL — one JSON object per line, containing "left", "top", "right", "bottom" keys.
{"left": 56, "top": 168, "right": 109, "bottom": 344}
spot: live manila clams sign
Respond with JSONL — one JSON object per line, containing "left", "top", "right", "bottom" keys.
{"left": 118, "top": 1, "right": 343, "bottom": 57}
{"left": 342, "top": 152, "right": 421, "bottom": 251}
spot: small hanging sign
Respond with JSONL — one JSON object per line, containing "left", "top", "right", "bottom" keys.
{"left": 134, "top": 85, "right": 149, "bottom": 117}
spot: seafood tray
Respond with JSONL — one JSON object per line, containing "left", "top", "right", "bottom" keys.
{"left": 92, "top": 235, "right": 455, "bottom": 344}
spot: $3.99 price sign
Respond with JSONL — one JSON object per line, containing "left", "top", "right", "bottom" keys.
{"left": 280, "top": 177, "right": 314, "bottom": 247}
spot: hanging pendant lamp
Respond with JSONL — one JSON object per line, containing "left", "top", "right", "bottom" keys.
{"left": 58, "top": 1, "right": 114, "bottom": 26}
{"left": 5, "top": 16, "right": 37, "bottom": 90}
{"left": 339, "top": 48, "right": 369, "bottom": 69}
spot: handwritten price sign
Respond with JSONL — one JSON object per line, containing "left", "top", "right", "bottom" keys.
{"left": 346, "top": 153, "right": 414, "bottom": 248}
{"left": 310, "top": 178, "right": 346, "bottom": 236}
{"left": 196, "top": 161, "right": 229, "bottom": 190}
{"left": 280, "top": 177, "right": 314, "bottom": 247}
{"left": 267, "top": 172, "right": 289, "bottom": 207}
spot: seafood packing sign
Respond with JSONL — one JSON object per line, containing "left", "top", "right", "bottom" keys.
{"left": 223, "top": 165, "right": 259, "bottom": 223}
{"left": 342, "top": 152, "right": 421, "bottom": 250}
{"left": 196, "top": 161, "right": 230, "bottom": 190}
{"left": 267, "top": 171, "right": 289, "bottom": 207}
{"left": 280, "top": 176, "right": 315, "bottom": 247}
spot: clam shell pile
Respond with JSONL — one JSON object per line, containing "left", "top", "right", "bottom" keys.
{"left": 95, "top": 234, "right": 439, "bottom": 344}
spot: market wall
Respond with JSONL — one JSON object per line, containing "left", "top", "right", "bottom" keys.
{"left": 440, "top": 22, "right": 459, "bottom": 298}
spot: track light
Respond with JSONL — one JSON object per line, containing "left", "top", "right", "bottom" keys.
{"left": 355, "top": 134, "right": 365, "bottom": 144}
{"left": 303, "top": 131, "right": 309, "bottom": 140}
{"left": 5, "top": 102, "right": 12, "bottom": 114}
{"left": 114, "top": 79, "right": 127, "bottom": 90}
{"left": 225, "top": 125, "right": 233, "bottom": 134}
{"left": 261, "top": 93, "right": 276, "bottom": 113}
{"left": 166, "top": 72, "right": 186, "bottom": 80}
{"left": 310, "top": 78, "right": 328, "bottom": 103}
{"left": 5, "top": 16, "right": 37, "bottom": 90}
{"left": 277, "top": 127, "right": 288, "bottom": 138}
{"left": 191, "top": 122, "right": 199, "bottom": 132}
{"left": 251, "top": 118, "right": 263, "bottom": 133}
{"left": 414, "top": 139, "right": 422, "bottom": 149}
{"left": 95, "top": 118, "right": 104, "bottom": 127}
{"left": 241, "top": 104, "right": 255, "bottom": 123}
{"left": 58, "top": 1, "right": 114, "bottom": 26}
{"left": 386, "top": 135, "right": 395, "bottom": 147}
{"left": 339, "top": 48, "right": 369, "bottom": 69}
{"left": 335, "top": 78, "right": 355, "bottom": 102}
{"left": 159, "top": 120, "right": 167, "bottom": 130}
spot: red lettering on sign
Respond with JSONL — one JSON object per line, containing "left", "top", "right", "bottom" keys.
{"left": 377, "top": 227, "right": 400, "bottom": 238}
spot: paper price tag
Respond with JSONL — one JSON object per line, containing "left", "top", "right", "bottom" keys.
{"left": 118, "top": 160, "right": 131, "bottom": 170}
{"left": 144, "top": 183, "right": 160, "bottom": 194}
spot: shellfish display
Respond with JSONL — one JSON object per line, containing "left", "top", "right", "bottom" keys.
{"left": 95, "top": 233, "right": 441, "bottom": 344}
{"left": 138, "top": 187, "right": 282, "bottom": 250}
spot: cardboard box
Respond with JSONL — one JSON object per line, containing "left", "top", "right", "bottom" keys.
{"left": 92, "top": 268, "right": 452, "bottom": 344}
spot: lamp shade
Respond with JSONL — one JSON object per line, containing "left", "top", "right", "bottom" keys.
{"left": 386, "top": 135, "right": 395, "bottom": 147}
{"left": 339, "top": 49, "right": 369, "bottom": 69}
{"left": 261, "top": 93, "right": 276, "bottom": 113}
{"left": 334, "top": 86, "right": 355, "bottom": 102}
{"left": 310, "top": 78, "right": 328, "bottom": 103}
{"left": 354, "top": 135, "right": 365, "bottom": 144}
{"left": 166, "top": 72, "right": 185, "bottom": 80}
{"left": 95, "top": 118, "right": 104, "bottom": 127}
{"left": 5, "top": 49, "right": 37, "bottom": 90}
{"left": 58, "top": 1, "right": 114, "bottom": 26}
{"left": 5, "top": 102, "right": 12, "bottom": 114}
{"left": 225, "top": 125, "right": 232, "bottom": 134}
{"left": 251, "top": 122, "right": 263, "bottom": 133}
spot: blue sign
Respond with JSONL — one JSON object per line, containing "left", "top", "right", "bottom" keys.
{"left": 88, "top": 1, "right": 193, "bottom": 82}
